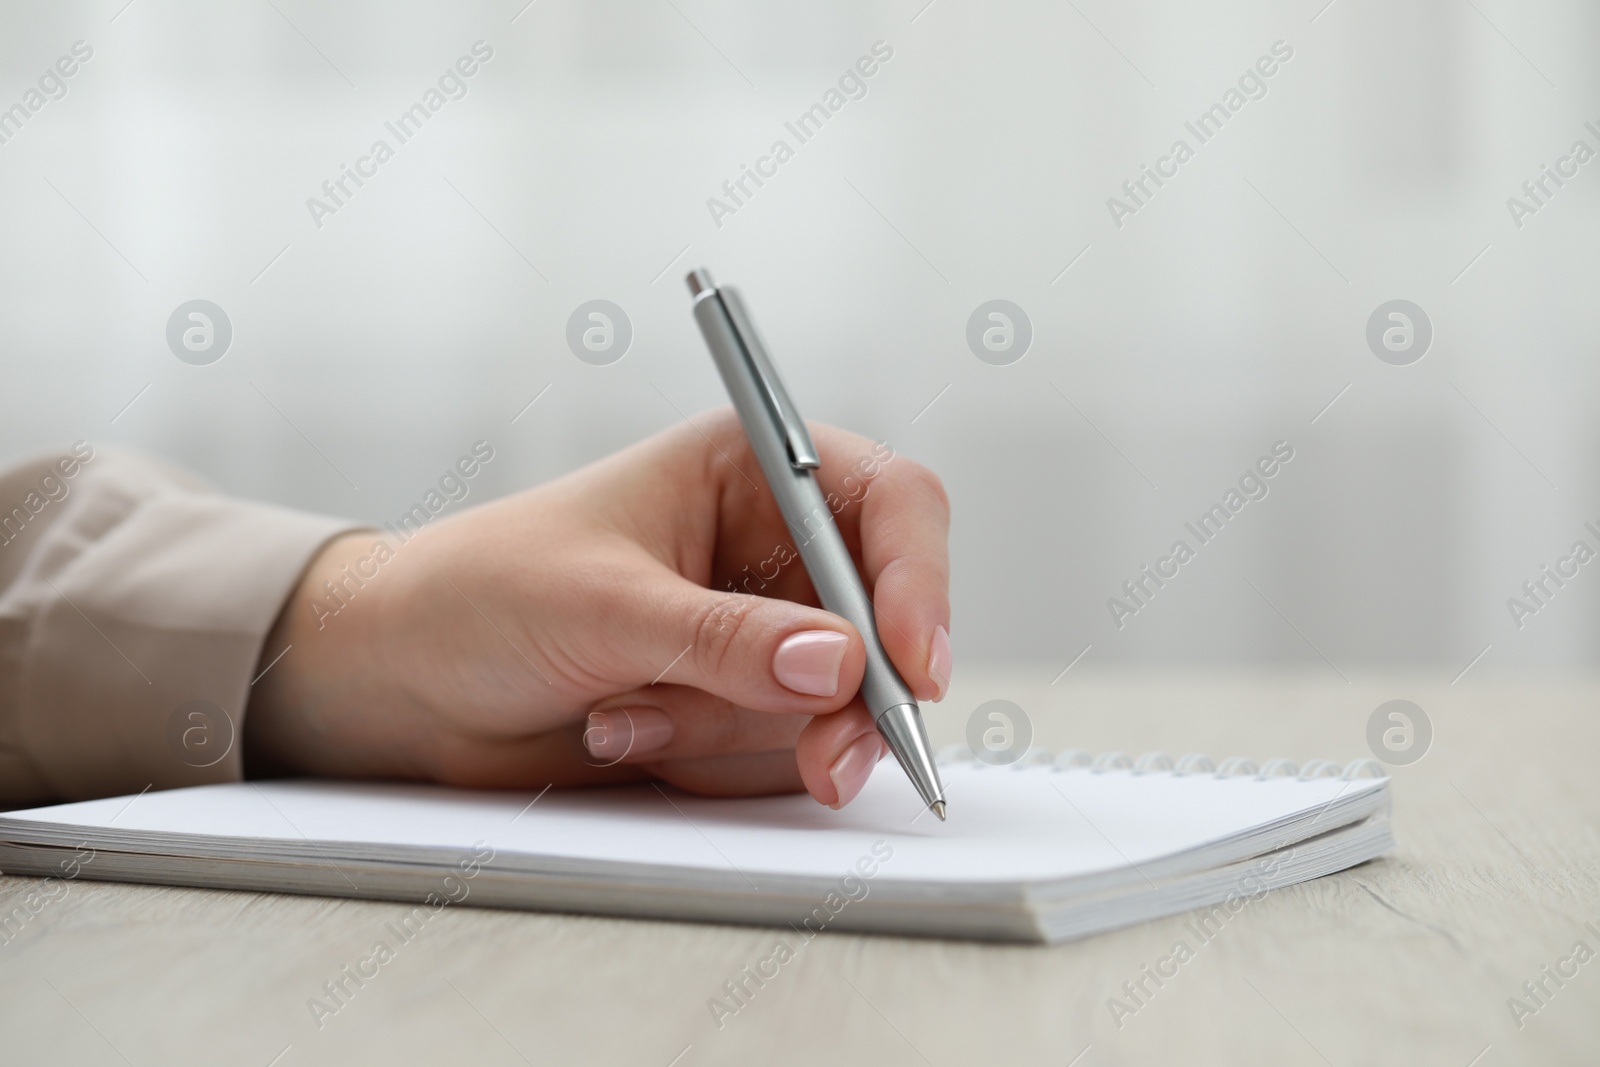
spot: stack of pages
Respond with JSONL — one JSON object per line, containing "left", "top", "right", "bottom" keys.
{"left": 0, "top": 750, "right": 1392, "bottom": 943}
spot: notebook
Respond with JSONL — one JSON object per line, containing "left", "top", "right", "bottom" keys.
{"left": 0, "top": 747, "right": 1392, "bottom": 943}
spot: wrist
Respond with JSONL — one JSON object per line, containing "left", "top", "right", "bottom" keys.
{"left": 244, "top": 530, "right": 427, "bottom": 779}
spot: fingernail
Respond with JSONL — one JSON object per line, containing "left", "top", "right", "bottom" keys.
{"left": 583, "top": 708, "right": 674, "bottom": 761}
{"left": 773, "top": 630, "right": 850, "bottom": 697}
{"left": 828, "top": 733, "right": 884, "bottom": 809}
{"left": 928, "top": 624, "right": 952, "bottom": 701}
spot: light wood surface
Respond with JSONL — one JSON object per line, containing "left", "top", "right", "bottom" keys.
{"left": 3, "top": 666, "right": 1597, "bottom": 1066}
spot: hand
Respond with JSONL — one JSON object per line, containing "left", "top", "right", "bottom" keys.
{"left": 244, "top": 410, "right": 952, "bottom": 809}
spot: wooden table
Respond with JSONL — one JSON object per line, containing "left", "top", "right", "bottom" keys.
{"left": 3, "top": 667, "right": 1596, "bottom": 1066}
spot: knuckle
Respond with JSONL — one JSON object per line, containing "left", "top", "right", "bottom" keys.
{"left": 678, "top": 407, "right": 752, "bottom": 484}
{"left": 883, "top": 457, "right": 940, "bottom": 527}
{"left": 700, "top": 405, "right": 742, "bottom": 435}
{"left": 894, "top": 458, "right": 951, "bottom": 522}
{"left": 693, "top": 406, "right": 745, "bottom": 452}
{"left": 690, "top": 593, "right": 757, "bottom": 680}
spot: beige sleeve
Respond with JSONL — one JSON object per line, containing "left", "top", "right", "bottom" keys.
{"left": 0, "top": 445, "right": 358, "bottom": 807}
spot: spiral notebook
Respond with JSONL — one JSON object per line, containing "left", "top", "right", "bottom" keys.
{"left": 0, "top": 748, "right": 1392, "bottom": 943}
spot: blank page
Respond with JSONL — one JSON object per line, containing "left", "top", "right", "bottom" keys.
{"left": 2, "top": 764, "right": 1387, "bottom": 887}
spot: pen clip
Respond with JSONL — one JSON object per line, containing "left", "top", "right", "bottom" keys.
{"left": 718, "top": 286, "right": 821, "bottom": 471}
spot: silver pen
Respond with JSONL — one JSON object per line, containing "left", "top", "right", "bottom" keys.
{"left": 686, "top": 268, "right": 946, "bottom": 820}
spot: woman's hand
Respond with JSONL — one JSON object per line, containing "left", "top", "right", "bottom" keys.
{"left": 244, "top": 410, "right": 952, "bottom": 809}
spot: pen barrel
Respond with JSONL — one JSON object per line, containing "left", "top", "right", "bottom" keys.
{"left": 778, "top": 472, "right": 919, "bottom": 717}
{"left": 692, "top": 290, "right": 917, "bottom": 719}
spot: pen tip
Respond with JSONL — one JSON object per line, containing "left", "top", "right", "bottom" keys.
{"left": 931, "top": 800, "right": 946, "bottom": 822}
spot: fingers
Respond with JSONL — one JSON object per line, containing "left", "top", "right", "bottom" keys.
{"left": 796, "top": 702, "right": 883, "bottom": 807}
{"left": 431, "top": 688, "right": 888, "bottom": 807}
{"left": 645, "top": 750, "right": 806, "bottom": 797}
{"left": 583, "top": 686, "right": 805, "bottom": 765}
{"left": 807, "top": 424, "right": 953, "bottom": 702}
{"left": 585, "top": 685, "right": 886, "bottom": 808}
{"left": 600, "top": 565, "right": 869, "bottom": 716}
{"left": 641, "top": 411, "right": 953, "bottom": 705}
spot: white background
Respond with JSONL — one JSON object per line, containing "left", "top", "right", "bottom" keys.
{"left": 2, "top": 0, "right": 1597, "bottom": 676}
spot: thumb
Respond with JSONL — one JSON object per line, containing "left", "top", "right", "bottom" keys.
{"left": 611, "top": 571, "right": 866, "bottom": 715}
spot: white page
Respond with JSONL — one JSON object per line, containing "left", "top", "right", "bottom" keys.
{"left": 2, "top": 764, "right": 1386, "bottom": 886}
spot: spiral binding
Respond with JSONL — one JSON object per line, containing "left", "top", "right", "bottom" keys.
{"left": 935, "top": 744, "right": 1386, "bottom": 782}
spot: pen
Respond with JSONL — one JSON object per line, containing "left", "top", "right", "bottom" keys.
{"left": 685, "top": 268, "right": 947, "bottom": 820}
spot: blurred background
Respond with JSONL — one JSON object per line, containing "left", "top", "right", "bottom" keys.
{"left": 2, "top": 0, "right": 1598, "bottom": 682}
